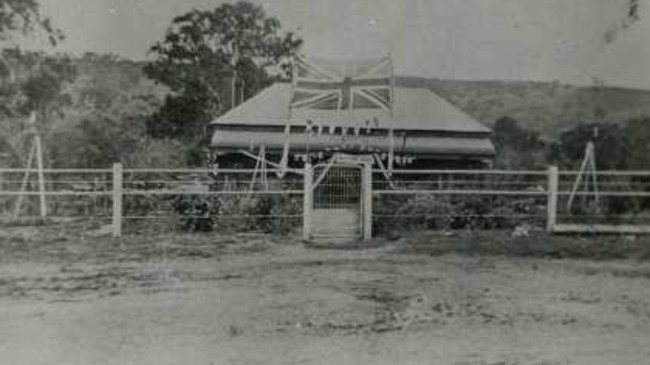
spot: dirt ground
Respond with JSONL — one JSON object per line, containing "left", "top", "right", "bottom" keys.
{"left": 1, "top": 226, "right": 650, "bottom": 365}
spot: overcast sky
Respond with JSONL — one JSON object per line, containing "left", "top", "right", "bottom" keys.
{"left": 35, "top": 0, "right": 650, "bottom": 90}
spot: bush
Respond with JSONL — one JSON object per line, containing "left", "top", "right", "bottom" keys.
{"left": 169, "top": 193, "right": 302, "bottom": 235}
{"left": 373, "top": 194, "right": 546, "bottom": 237}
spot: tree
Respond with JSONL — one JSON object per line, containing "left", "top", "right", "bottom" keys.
{"left": 0, "top": 0, "right": 63, "bottom": 44}
{"left": 1, "top": 0, "right": 65, "bottom": 103}
{"left": 624, "top": 117, "right": 650, "bottom": 169}
{"left": 144, "top": 1, "right": 302, "bottom": 142}
{"left": 0, "top": 1, "right": 68, "bottom": 166}
{"left": 492, "top": 116, "right": 548, "bottom": 169}
{"left": 1, "top": 0, "right": 63, "bottom": 80}
{"left": 556, "top": 123, "right": 630, "bottom": 170}
{"left": 604, "top": 0, "right": 642, "bottom": 44}
{"left": 0, "top": 50, "right": 76, "bottom": 165}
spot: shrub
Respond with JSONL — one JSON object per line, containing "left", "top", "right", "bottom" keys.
{"left": 373, "top": 193, "right": 547, "bottom": 237}
{"left": 169, "top": 193, "right": 302, "bottom": 235}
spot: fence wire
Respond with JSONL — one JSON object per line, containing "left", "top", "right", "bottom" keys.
{"left": 0, "top": 169, "right": 112, "bottom": 224}
{"left": 372, "top": 170, "right": 549, "bottom": 234}
{"left": 3, "top": 167, "right": 650, "bottom": 236}
{"left": 120, "top": 169, "right": 304, "bottom": 235}
{"left": 556, "top": 171, "right": 650, "bottom": 227}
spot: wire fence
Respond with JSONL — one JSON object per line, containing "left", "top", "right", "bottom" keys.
{"left": 372, "top": 170, "right": 549, "bottom": 234}
{"left": 0, "top": 168, "right": 113, "bottom": 224}
{"left": 120, "top": 168, "right": 304, "bottom": 235}
{"left": 2, "top": 165, "right": 650, "bottom": 237}
{"left": 555, "top": 171, "right": 650, "bottom": 230}
{"left": 0, "top": 167, "right": 305, "bottom": 236}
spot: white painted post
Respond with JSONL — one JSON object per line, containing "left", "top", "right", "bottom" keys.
{"left": 362, "top": 163, "right": 373, "bottom": 240}
{"left": 112, "top": 163, "right": 123, "bottom": 237}
{"left": 303, "top": 163, "right": 313, "bottom": 241}
{"left": 34, "top": 133, "right": 47, "bottom": 219}
{"left": 547, "top": 166, "right": 559, "bottom": 233}
{"left": 12, "top": 142, "right": 35, "bottom": 221}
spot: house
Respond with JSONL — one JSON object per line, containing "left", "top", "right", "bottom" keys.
{"left": 207, "top": 56, "right": 495, "bottom": 240}
{"left": 208, "top": 79, "right": 494, "bottom": 170}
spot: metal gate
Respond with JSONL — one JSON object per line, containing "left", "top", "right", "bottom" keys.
{"left": 312, "top": 165, "right": 363, "bottom": 239}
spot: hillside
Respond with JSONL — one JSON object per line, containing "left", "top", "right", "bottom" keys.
{"left": 399, "top": 77, "right": 650, "bottom": 137}
{"left": 63, "top": 54, "right": 168, "bottom": 121}
{"left": 37, "top": 54, "right": 650, "bottom": 140}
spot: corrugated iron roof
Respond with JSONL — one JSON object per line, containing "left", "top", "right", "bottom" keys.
{"left": 210, "top": 83, "right": 491, "bottom": 134}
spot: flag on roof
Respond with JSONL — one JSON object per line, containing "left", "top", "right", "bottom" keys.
{"left": 291, "top": 56, "right": 393, "bottom": 111}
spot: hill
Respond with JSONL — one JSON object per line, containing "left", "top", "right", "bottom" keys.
{"left": 20, "top": 53, "right": 650, "bottom": 140}
{"left": 399, "top": 77, "right": 650, "bottom": 137}
{"left": 61, "top": 56, "right": 650, "bottom": 139}
{"left": 63, "top": 53, "right": 168, "bottom": 121}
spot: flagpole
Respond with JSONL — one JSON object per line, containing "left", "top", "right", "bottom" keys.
{"left": 388, "top": 53, "right": 395, "bottom": 174}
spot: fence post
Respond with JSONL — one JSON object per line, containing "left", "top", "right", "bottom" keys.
{"left": 34, "top": 133, "right": 47, "bottom": 220}
{"left": 303, "top": 163, "right": 313, "bottom": 241}
{"left": 112, "top": 163, "right": 123, "bottom": 237}
{"left": 547, "top": 166, "right": 559, "bottom": 233}
{"left": 362, "top": 163, "right": 373, "bottom": 240}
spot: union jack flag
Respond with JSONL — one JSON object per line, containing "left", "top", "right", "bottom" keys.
{"left": 290, "top": 56, "right": 393, "bottom": 112}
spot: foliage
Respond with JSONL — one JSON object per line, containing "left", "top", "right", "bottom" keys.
{"left": 165, "top": 194, "right": 301, "bottom": 234}
{"left": 123, "top": 138, "right": 190, "bottom": 169}
{"left": 145, "top": 80, "right": 215, "bottom": 141}
{"left": 373, "top": 193, "right": 543, "bottom": 237}
{"left": 0, "top": 0, "right": 64, "bottom": 106}
{"left": 399, "top": 77, "right": 650, "bottom": 140}
{"left": 604, "top": 0, "right": 642, "bottom": 44}
{"left": 555, "top": 122, "right": 630, "bottom": 170}
{"left": 624, "top": 117, "right": 650, "bottom": 169}
{"left": 400, "top": 230, "right": 650, "bottom": 261}
{"left": 0, "top": 50, "right": 77, "bottom": 166}
{"left": 48, "top": 115, "right": 139, "bottom": 168}
{"left": 492, "top": 116, "right": 548, "bottom": 169}
{"left": 15, "top": 52, "right": 172, "bottom": 168}
{"left": 0, "top": 49, "right": 76, "bottom": 117}
{"left": 0, "top": 0, "right": 63, "bottom": 45}
{"left": 73, "top": 53, "right": 165, "bottom": 112}
{"left": 144, "top": 1, "right": 302, "bottom": 141}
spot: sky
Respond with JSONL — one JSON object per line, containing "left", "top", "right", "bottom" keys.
{"left": 30, "top": 0, "right": 650, "bottom": 90}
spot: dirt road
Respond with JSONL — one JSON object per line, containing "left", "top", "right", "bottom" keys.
{"left": 1, "top": 232, "right": 650, "bottom": 365}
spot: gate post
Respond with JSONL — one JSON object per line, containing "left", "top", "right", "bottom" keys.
{"left": 362, "top": 163, "right": 372, "bottom": 240}
{"left": 303, "top": 163, "right": 313, "bottom": 241}
{"left": 547, "top": 166, "right": 559, "bottom": 233}
{"left": 112, "top": 163, "right": 123, "bottom": 238}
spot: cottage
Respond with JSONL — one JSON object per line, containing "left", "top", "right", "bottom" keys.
{"left": 208, "top": 56, "right": 493, "bottom": 171}
{"left": 208, "top": 56, "right": 495, "bottom": 240}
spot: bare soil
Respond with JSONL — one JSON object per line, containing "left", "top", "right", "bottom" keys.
{"left": 1, "top": 226, "right": 650, "bottom": 365}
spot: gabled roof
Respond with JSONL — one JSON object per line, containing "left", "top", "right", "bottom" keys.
{"left": 210, "top": 83, "right": 490, "bottom": 134}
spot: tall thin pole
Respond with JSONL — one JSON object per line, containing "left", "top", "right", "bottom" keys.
{"left": 547, "top": 166, "right": 559, "bottom": 233}
{"left": 388, "top": 54, "right": 395, "bottom": 174}
{"left": 112, "top": 163, "right": 123, "bottom": 237}
{"left": 34, "top": 130, "right": 47, "bottom": 219}
{"left": 362, "top": 162, "right": 373, "bottom": 240}
{"left": 303, "top": 163, "right": 313, "bottom": 241}
{"left": 231, "top": 42, "right": 239, "bottom": 110}
{"left": 12, "top": 141, "right": 36, "bottom": 220}
{"left": 231, "top": 70, "right": 237, "bottom": 110}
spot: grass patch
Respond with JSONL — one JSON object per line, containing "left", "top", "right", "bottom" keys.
{"left": 396, "top": 231, "right": 650, "bottom": 261}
